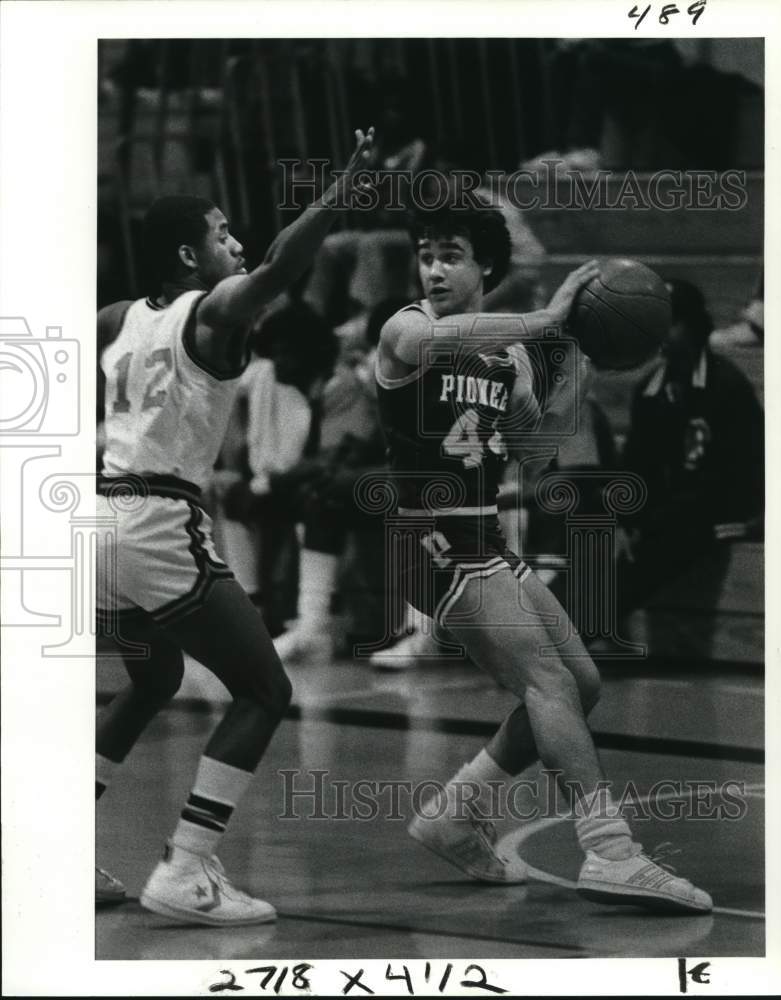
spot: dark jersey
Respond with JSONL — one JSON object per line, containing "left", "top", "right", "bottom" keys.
{"left": 376, "top": 302, "right": 525, "bottom": 512}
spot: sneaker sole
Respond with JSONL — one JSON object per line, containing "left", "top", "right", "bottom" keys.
{"left": 140, "top": 891, "right": 277, "bottom": 927}
{"left": 577, "top": 883, "right": 712, "bottom": 914}
{"left": 407, "top": 822, "right": 527, "bottom": 885}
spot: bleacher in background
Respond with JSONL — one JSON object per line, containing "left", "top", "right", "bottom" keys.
{"left": 96, "top": 38, "right": 765, "bottom": 677}
{"left": 98, "top": 39, "right": 764, "bottom": 301}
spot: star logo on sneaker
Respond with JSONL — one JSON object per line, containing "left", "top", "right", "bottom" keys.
{"left": 194, "top": 874, "right": 222, "bottom": 912}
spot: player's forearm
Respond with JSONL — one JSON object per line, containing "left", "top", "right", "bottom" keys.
{"left": 394, "top": 307, "right": 564, "bottom": 367}
{"left": 263, "top": 189, "right": 341, "bottom": 269}
{"left": 427, "top": 308, "right": 560, "bottom": 347}
{"left": 237, "top": 203, "right": 339, "bottom": 314}
{"left": 253, "top": 158, "right": 361, "bottom": 291}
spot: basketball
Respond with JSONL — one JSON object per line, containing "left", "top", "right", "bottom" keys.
{"left": 570, "top": 258, "right": 671, "bottom": 371}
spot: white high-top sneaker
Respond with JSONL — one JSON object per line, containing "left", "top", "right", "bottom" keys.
{"left": 140, "top": 843, "right": 277, "bottom": 926}
{"left": 408, "top": 788, "right": 528, "bottom": 884}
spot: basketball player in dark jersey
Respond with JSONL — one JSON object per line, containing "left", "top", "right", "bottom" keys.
{"left": 95, "top": 128, "right": 375, "bottom": 925}
{"left": 375, "top": 202, "right": 712, "bottom": 913}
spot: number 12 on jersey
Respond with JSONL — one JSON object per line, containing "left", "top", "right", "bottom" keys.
{"left": 111, "top": 348, "right": 173, "bottom": 414}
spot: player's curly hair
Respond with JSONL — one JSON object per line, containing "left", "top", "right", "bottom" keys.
{"left": 407, "top": 194, "right": 512, "bottom": 293}
{"left": 142, "top": 195, "right": 216, "bottom": 292}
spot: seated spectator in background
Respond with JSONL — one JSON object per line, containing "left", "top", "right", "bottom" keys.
{"left": 303, "top": 229, "right": 417, "bottom": 329}
{"left": 349, "top": 296, "right": 410, "bottom": 394}
{"left": 710, "top": 271, "right": 764, "bottom": 408}
{"left": 711, "top": 271, "right": 763, "bottom": 349}
{"left": 521, "top": 383, "right": 619, "bottom": 642}
{"left": 272, "top": 299, "right": 402, "bottom": 662}
{"left": 218, "top": 304, "right": 339, "bottom": 637}
{"left": 618, "top": 279, "right": 764, "bottom": 619}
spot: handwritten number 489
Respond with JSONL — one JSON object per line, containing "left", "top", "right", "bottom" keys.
{"left": 629, "top": 1, "right": 707, "bottom": 28}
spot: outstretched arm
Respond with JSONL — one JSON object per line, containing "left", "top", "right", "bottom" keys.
{"left": 196, "top": 128, "right": 374, "bottom": 361}
{"left": 378, "top": 260, "right": 599, "bottom": 371}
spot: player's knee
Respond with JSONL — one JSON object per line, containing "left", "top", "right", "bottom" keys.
{"left": 242, "top": 664, "right": 292, "bottom": 719}
{"left": 131, "top": 662, "right": 184, "bottom": 703}
{"left": 526, "top": 663, "right": 581, "bottom": 706}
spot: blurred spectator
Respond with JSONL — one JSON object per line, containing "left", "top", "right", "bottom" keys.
{"left": 303, "top": 230, "right": 417, "bottom": 328}
{"left": 710, "top": 273, "right": 764, "bottom": 409}
{"left": 617, "top": 279, "right": 764, "bottom": 619}
{"left": 272, "top": 300, "right": 400, "bottom": 661}
{"left": 521, "top": 391, "right": 619, "bottom": 641}
{"left": 217, "top": 304, "right": 339, "bottom": 636}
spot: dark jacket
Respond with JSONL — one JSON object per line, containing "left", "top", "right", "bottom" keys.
{"left": 622, "top": 349, "right": 764, "bottom": 541}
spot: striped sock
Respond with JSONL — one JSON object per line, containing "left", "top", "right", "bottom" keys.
{"left": 172, "top": 756, "right": 254, "bottom": 858}
{"left": 96, "top": 753, "right": 120, "bottom": 800}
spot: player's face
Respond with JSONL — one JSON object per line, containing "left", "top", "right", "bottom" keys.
{"left": 417, "top": 236, "right": 487, "bottom": 317}
{"left": 194, "top": 208, "right": 246, "bottom": 287}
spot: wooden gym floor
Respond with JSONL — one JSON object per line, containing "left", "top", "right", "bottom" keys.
{"left": 96, "top": 655, "right": 764, "bottom": 961}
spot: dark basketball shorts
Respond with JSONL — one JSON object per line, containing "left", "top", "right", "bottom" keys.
{"left": 395, "top": 513, "right": 532, "bottom": 625}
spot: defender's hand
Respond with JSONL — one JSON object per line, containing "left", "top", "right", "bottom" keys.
{"left": 323, "top": 127, "right": 375, "bottom": 207}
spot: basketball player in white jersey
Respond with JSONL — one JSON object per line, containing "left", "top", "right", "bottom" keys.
{"left": 95, "top": 128, "right": 374, "bottom": 925}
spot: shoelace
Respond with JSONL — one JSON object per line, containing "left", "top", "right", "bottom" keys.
{"left": 96, "top": 867, "right": 118, "bottom": 883}
{"left": 465, "top": 804, "right": 513, "bottom": 864}
{"left": 465, "top": 803, "right": 497, "bottom": 844}
{"left": 645, "top": 842, "right": 687, "bottom": 880}
{"left": 206, "top": 856, "right": 255, "bottom": 903}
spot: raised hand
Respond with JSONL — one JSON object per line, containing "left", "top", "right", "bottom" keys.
{"left": 322, "top": 127, "right": 375, "bottom": 207}
{"left": 344, "top": 127, "right": 375, "bottom": 177}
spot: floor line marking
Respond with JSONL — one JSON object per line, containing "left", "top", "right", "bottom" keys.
{"left": 275, "top": 911, "right": 587, "bottom": 952}
{"left": 295, "top": 676, "right": 493, "bottom": 708}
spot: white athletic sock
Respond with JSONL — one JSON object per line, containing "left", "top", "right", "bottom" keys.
{"left": 297, "top": 549, "right": 338, "bottom": 629}
{"left": 574, "top": 786, "right": 636, "bottom": 861}
{"left": 96, "top": 753, "right": 120, "bottom": 799}
{"left": 452, "top": 748, "right": 513, "bottom": 787}
{"left": 171, "top": 756, "right": 254, "bottom": 859}
{"left": 438, "top": 749, "right": 513, "bottom": 823}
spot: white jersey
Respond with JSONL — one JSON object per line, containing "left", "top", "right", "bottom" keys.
{"left": 101, "top": 290, "right": 245, "bottom": 489}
